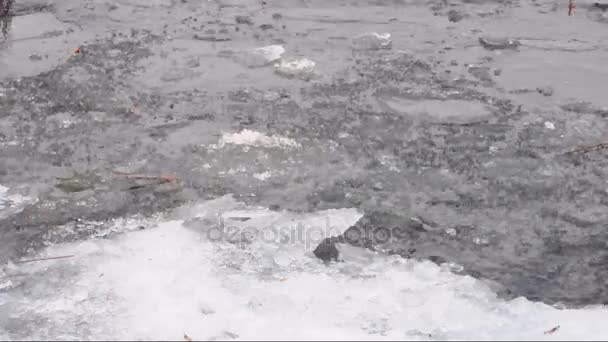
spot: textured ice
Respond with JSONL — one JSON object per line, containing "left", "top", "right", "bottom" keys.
{"left": 1, "top": 198, "right": 606, "bottom": 340}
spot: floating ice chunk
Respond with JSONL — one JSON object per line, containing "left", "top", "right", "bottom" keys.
{"left": 274, "top": 58, "right": 316, "bottom": 80}
{"left": 238, "top": 45, "right": 285, "bottom": 68}
{"left": 252, "top": 45, "right": 285, "bottom": 64}
{"left": 253, "top": 171, "right": 273, "bottom": 181}
{"left": 352, "top": 32, "right": 392, "bottom": 50}
{"left": 212, "top": 129, "right": 300, "bottom": 149}
{"left": 544, "top": 121, "right": 555, "bottom": 130}
{"left": 0, "top": 184, "right": 33, "bottom": 217}
{"left": 479, "top": 36, "right": 520, "bottom": 50}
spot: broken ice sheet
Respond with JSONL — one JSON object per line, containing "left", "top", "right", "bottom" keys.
{"left": 2, "top": 198, "right": 608, "bottom": 340}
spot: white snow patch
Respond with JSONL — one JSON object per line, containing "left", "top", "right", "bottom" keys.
{"left": 212, "top": 129, "right": 301, "bottom": 149}
{"left": 544, "top": 121, "right": 556, "bottom": 130}
{"left": 2, "top": 198, "right": 607, "bottom": 340}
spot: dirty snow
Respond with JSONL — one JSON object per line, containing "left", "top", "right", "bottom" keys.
{"left": 1, "top": 197, "right": 606, "bottom": 340}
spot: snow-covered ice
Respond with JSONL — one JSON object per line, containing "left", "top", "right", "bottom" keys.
{"left": 1, "top": 196, "right": 607, "bottom": 340}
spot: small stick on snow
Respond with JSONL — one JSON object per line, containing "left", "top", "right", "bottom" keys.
{"left": 544, "top": 325, "right": 560, "bottom": 335}
{"left": 113, "top": 172, "right": 178, "bottom": 183}
{"left": 16, "top": 255, "right": 76, "bottom": 263}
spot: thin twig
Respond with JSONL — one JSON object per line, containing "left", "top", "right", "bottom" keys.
{"left": 16, "top": 255, "right": 75, "bottom": 263}
{"left": 544, "top": 325, "right": 560, "bottom": 335}
{"left": 112, "top": 172, "right": 178, "bottom": 183}
{"left": 567, "top": 142, "right": 608, "bottom": 155}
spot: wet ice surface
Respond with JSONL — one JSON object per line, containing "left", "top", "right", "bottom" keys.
{"left": 1, "top": 197, "right": 607, "bottom": 341}
{"left": 2, "top": 0, "right": 608, "bottom": 338}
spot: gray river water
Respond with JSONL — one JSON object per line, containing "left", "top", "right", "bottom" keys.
{"left": 1, "top": 0, "right": 608, "bottom": 339}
